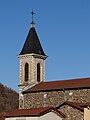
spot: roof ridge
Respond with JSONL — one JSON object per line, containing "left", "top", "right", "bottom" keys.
{"left": 44, "top": 77, "right": 90, "bottom": 83}
{"left": 3, "top": 107, "right": 65, "bottom": 118}
{"left": 57, "top": 101, "right": 84, "bottom": 112}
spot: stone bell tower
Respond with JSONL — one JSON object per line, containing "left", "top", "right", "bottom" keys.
{"left": 18, "top": 11, "right": 47, "bottom": 109}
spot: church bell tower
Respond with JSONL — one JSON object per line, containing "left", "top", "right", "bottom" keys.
{"left": 18, "top": 11, "right": 47, "bottom": 109}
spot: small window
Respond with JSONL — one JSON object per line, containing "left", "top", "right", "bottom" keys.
{"left": 25, "top": 63, "right": 29, "bottom": 81}
{"left": 37, "top": 63, "right": 40, "bottom": 82}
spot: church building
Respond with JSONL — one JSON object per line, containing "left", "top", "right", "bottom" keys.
{"left": 1, "top": 12, "right": 90, "bottom": 120}
{"left": 17, "top": 12, "right": 90, "bottom": 120}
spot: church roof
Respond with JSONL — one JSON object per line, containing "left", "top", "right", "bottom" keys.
{"left": 23, "top": 78, "right": 90, "bottom": 93}
{"left": 3, "top": 107, "right": 65, "bottom": 118}
{"left": 19, "top": 26, "right": 46, "bottom": 56}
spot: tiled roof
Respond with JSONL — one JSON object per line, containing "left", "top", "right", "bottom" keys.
{"left": 57, "top": 101, "right": 90, "bottom": 112}
{"left": 23, "top": 78, "right": 90, "bottom": 93}
{"left": 0, "top": 112, "right": 6, "bottom": 120}
{"left": 80, "top": 102, "right": 90, "bottom": 107}
{"left": 4, "top": 107, "right": 65, "bottom": 118}
{"left": 19, "top": 27, "right": 46, "bottom": 56}
{"left": 57, "top": 102, "right": 84, "bottom": 112}
{"left": 0, "top": 113, "right": 5, "bottom": 117}
{"left": 0, "top": 118, "right": 4, "bottom": 120}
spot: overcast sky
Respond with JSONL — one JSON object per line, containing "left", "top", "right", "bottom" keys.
{"left": 0, "top": 0, "right": 90, "bottom": 91}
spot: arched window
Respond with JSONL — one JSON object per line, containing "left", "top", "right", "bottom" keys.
{"left": 25, "top": 63, "right": 29, "bottom": 81}
{"left": 37, "top": 63, "right": 40, "bottom": 82}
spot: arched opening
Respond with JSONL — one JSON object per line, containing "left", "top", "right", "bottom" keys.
{"left": 37, "top": 63, "right": 40, "bottom": 82}
{"left": 25, "top": 63, "right": 29, "bottom": 81}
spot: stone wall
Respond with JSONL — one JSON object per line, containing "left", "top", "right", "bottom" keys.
{"left": 23, "top": 89, "right": 90, "bottom": 109}
{"left": 60, "top": 105, "right": 83, "bottom": 120}
{"left": 23, "top": 88, "right": 90, "bottom": 119}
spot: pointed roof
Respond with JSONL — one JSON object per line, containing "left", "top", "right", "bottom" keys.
{"left": 19, "top": 26, "right": 46, "bottom": 56}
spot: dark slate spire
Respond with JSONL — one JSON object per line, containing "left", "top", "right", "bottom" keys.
{"left": 19, "top": 27, "right": 46, "bottom": 56}
{"left": 19, "top": 11, "right": 46, "bottom": 56}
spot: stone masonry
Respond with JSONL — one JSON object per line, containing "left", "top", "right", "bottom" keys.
{"left": 23, "top": 88, "right": 90, "bottom": 120}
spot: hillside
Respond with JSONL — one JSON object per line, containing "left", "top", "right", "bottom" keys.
{"left": 0, "top": 83, "right": 19, "bottom": 112}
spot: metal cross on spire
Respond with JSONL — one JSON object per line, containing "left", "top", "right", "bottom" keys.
{"left": 31, "top": 10, "right": 35, "bottom": 27}
{"left": 31, "top": 10, "right": 35, "bottom": 22}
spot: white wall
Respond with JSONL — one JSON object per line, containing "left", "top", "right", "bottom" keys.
{"left": 39, "top": 111, "right": 63, "bottom": 120}
{"left": 5, "top": 117, "right": 38, "bottom": 120}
